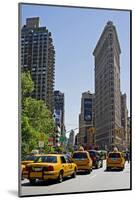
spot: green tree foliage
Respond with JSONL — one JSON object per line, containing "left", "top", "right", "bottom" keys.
{"left": 21, "top": 71, "right": 34, "bottom": 97}
{"left": 21, "top": 115, "right": 40, "bottom": 157}
{"left": 23, "top": 97, "right": 54, "bottom": 134}
{"left": 21, "top": 71, "right": 55, "bottom": 157}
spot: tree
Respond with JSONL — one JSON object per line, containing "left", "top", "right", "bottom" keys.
{"left": 21, "top": 71, "right": 55, "bottom": 157}
{"left": 23, "top": 97, "right": 54, "bottom": 134}
{"left": 21, "top": 115, "right": 40, "bottom": 157}
{"left": 21, "top": 71, "right": 34, "bottom": 98}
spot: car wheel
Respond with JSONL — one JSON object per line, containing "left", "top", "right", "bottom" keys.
{"left": 106, "top": 167, "right": 110, "bottom": 171}
{"left": 71, "top": 169, "right": 76, "bottom": 178}
{"left": 57, "top": 171, "right": 63, "bottom": 183}
{"left": 29, "top": 179, "right": 36, "bottom": 184}
{"left": 87, "top": 167, "right": 92, "bottom": 174}
{"left": 96, "top": 162, "right": 99, "bottom": 169}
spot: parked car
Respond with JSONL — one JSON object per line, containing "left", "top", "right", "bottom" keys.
{"left": 22, "top": 154, "right": 77, "bottom": 184}
{"left": 88, "top": 150, "right": 103, "bottom": 169}
{"left": 72, "top": 151, "right": 93, "bottom": 174}
{"left": 106, "top": 151, "right": 125, "bottom": 171}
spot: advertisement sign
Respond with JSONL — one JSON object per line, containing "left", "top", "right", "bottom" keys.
{"left": 84, "top": 98, "right": 92, "bottom": 121}
{"left": 54, "top": 109, "right": 61, "bottom": 126}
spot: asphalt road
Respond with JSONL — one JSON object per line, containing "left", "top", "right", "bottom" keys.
{"left": 20, "top": 161, "right": 131, "bottom": 196}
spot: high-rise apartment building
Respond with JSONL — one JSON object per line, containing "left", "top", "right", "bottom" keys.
{"left": 93, "top": 21, "right": 122, "bottom": 150}
{"left": 78, "top": 91, "right": 95, "bottom": 149}
{"left": 21, "top": 17, "right": 55, "bottom": 113}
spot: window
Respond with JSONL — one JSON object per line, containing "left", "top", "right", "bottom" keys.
{"left": 60, "top": 156, "right": 67, "bottom": 163}
{"left": 34, "top": 156, "right": 57, "bottom": 163}
{"left": 72, "top": 152, "right": 88, "bottom": 159}
{"left": 108, "top": 153, "right": 121, "bottom": 158}
{"left": 65, "top": 155, "right": 72, "bottom": 163}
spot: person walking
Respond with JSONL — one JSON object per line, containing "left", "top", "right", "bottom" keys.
{"left": 125, "top": 151, "right": 130, "bottom": 163}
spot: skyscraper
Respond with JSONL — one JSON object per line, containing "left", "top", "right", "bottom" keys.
{"left": 127, "top": 117, "right": 131, "bottom": 150}
{"left": 68, "top": 130, "right": 75, "bottom": 150}
{"left": 21, "top": 17, "right": 55, "bottom": 113}
{"left": 121, "top": 93, "right": 128, "bottom": 147}
{"left": 78, "top": 91, "right": 95, "bottom": 149}
{"left": 93, "top": 21, "right": 122, "bottom": 150}
{"left": 54, "top": 90, "right": 65, "bottom": 134}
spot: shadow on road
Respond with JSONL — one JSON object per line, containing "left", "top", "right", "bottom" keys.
{"left": 77, "top": 171, "right": 91, "bottom": 175}
{"left": 104, "top": 169, "right": 123, "bottom": 172}
{"left": 21, "top": 176, "right": 73, "bottom": 187}
{"left": 8, "top": 190, "right": 18, "bottom": 197}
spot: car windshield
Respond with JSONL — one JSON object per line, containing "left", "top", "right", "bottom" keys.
{"left": 23, "top": 155, "right": 37, "bottom": 161}
{"left": 108, "top": 153, "right": 121, "bottom": 158}
{"left": 34, "top": 156, "right": 57, "bottom": 163}
{"left": 72, "top": 152, "right": 87, "bottom": 159}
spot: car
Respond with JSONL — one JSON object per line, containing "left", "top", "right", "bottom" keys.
{"left": 97, "top": 150, "right": 107, "bottom": 160}
{"left": 106, "top": 151, "right": 125, "bottom": 171}
{"left": 88, "top": 150, "right": 103, "bottom": 169}
{"left": 72, "top": 151, "right": 93, "bottom": 174}
{"left": 21, "top": 154, "right": 41, "bottom": 165}
{"left": 22, "top": 154, "right": 77, "bottom": 184}
{"left": 21, "top": 154, "right": 41, "bottom": 177}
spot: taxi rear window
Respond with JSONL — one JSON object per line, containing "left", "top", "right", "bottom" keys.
{"left": 89, "top": 151, "right": 96, "bottom": 157}
{"left": 108, "top": 153, "right": 121, "bottom": 158}
{"left": 23, "top": 155, "right": 37, "bottom": 161}
{"left": 72, "top": 152, "right": 88, "bottom": 159}
{"left": 34, "top": 156, "right": 57, "bottom": 163}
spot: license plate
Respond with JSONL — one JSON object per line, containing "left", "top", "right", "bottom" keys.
{"left": 111, "top": 158, "right": 117, "bottom": 161}
{"left": 33, "top": 167, "right": 42, "bottom": 171}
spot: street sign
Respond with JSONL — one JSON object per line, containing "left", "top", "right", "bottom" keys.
{"left": 39, "top": 133, "right": 45, "bottom": 141}
{"left": 48, "top": 137, "right": 54, "bottom": 146}
{"left": 39, "top": 141, "right": 44, "bottom": 148}
{"left": 60, "top": 136, "right": 65, "bottom": 142}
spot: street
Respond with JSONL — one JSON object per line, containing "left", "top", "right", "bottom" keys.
{"left": 20, "top": 161, "right": 131, "bottom": 196}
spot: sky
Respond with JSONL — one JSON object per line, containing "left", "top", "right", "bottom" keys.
{"left": 20, "top": 4, "right": 131, "bottom": 137}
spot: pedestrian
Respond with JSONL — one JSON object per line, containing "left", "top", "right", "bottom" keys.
{"left": 126, "top": 152, "right": 130, "bottom": 163}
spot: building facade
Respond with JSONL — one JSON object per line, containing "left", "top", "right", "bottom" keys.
{"left": 121, "top": 93, "right": 128, "bottom": 148}
{"left": 127, "top": 117, "right": 131, "bottom": 150}
{"left": 93, "top": 21, "right": 122, "bottom": 150}
{"left": 54, "top": 90, "right": 66, "bottom": 147}
{"left": 78, "top": 91, "right": 95, "bottom": 149}
{"left": 21, "top": 17, "right": 55, "bottom": 113}
{"left": 68, "top": 130, "right": 75, "bottom": 150}
{"left": 54, "top": 90, "right": 65, "bottom": 134}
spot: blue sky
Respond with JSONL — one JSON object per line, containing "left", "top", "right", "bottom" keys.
{"left": 21, "top": 4, "right": 131, "bottom": 136}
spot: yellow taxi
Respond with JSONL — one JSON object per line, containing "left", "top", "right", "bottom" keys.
{"left": 21, "top": 154, "right": 41, "bottom": 165}
{"left": 21, "top": 154, "right": 41, "bottom": 175}
{"left": 22, "top": 154, "right": 77, "bottom": 184}
{"left": 106, "top": 151, "right": 125, "bottom": 171}
{"left": 72, "top": 151, "right": 93, "bottom": 173}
